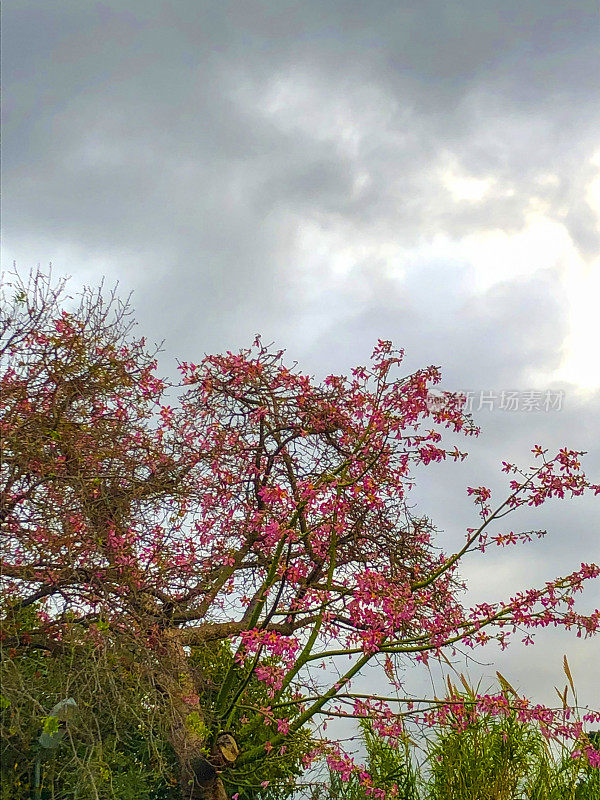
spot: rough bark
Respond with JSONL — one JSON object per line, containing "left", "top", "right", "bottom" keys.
{"left": 160, "top": 635, "right": 239, "bottom": 800}
{"left": 174, "top": 730, "right": 239, "bottom": 799}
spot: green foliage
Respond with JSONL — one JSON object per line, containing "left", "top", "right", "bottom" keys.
{"left": 321, "top": 712, "right": 600, "bottom": 800}
{"left": 326, "top": 720, "right": 419, "bottom": 800}
{"left": 2, "top": 610, "right": 598, "bottom": 799}
{"left": 361, "top": 723, "right": 418, "bottom": 800}
{"left": 425, "top": 712, "right": 600, "bottom": 800}
{"left": 525, "top": 731, "right": 600, "bottom": 800}
{"left": 1, "top": 623, "right": 179, "bottom": 800}
{"left": 0, "top": 620, "right": 311, "bottom": 799}
{"left": 426, "top": 713, "right": 546, "bottom": 800}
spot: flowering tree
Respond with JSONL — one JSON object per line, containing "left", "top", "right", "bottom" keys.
{"left": 1, "top": 270, "right": 599, "bottom": 800}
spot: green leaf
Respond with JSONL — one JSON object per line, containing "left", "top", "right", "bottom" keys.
{"left": 42, "top": 716, "right": 60, "bottom": 735}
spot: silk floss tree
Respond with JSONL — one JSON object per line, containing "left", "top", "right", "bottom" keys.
{"left": 1, "top": 270, "right": 599, "bottom": 800}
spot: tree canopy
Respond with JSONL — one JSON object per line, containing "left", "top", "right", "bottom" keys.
{"left": 1, "top": 270, "right": 599, "bottom": 799}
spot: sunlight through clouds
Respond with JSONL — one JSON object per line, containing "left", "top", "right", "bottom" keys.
{"left": 440, "top": 156, "right": 496, "bottom": 203}
{"left": 291, "top": 207, "right": 599, "bottom": 390}
{"left": 557, "top": 261, "right": 600, "bottom": 391}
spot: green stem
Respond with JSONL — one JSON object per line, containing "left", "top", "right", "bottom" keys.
{"left": 237, "top": 650, "right": 373, "bottom": 768}
{"left": 33, "top": 755, "right": 41, "bottom": 800}
{"left": 214, "top": 536, "right": 288, "bottom": 718}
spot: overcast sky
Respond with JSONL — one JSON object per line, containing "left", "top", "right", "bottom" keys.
{"left": 2, "top": 1, "right": 599, "bottom": 716}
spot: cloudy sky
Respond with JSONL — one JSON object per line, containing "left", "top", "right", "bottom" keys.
{"left": 3, "top": 1, "right": 599, "bottom": 714}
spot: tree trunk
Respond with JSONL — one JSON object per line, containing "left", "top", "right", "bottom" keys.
{"left": 158, "top": 635, "right": 238, "bottom": 800}
{"left": 179, "top": 756, "right": 228, "bottom": 800}
{"left": 174, "top": 728, "right": 239, "bottom": 799}
{"left": 173, "top": 719, "right": 236, "bottom": 800}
